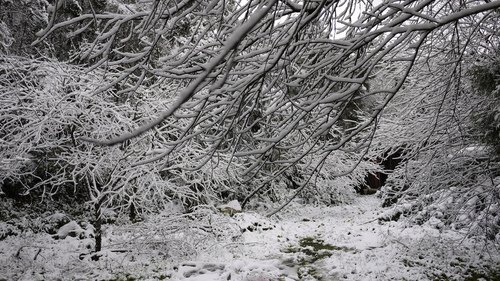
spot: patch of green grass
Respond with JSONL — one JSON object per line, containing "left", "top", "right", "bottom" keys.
{"left": 427, "top": 263, "right": 500, "bottom": 281}
{"left": 402, "top": 258, "right": 424, "bottom": 268}
{"left": 105, "top": 272, "right": 139, "bottom": 281}
{"left": 155, "top": 273, "right": 171, "bottom": 280}
{"left": 298, "top": 265, "right": 322, "bottom": 280}
{"left": 284, "top": 236, "right": 356, "bottom": 264}
{"left": 299, "top": 237, "right": 355, "bottom": 253}
{"left": 101, "top": 270, "right": 172, "bottom": 281}
{"left": 283, "top": 236, "right": 358, "bottom": 281}
{"left": 463, "top": 267, "right": 500, "bottom": 281}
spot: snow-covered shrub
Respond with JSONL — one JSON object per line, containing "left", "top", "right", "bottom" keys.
{"left": 378, "top": 143, "right": 499, "bottom": 239}
{"left": 42, "top": 212, "right": 71, "bottom": 234}
{"left": 0, "top": 54, "right": 278, "bottom": 221}
{"left": 408, "top": 177, "right": 499, "bottom": 239}
{"left": 469, "top": 55, "right": 500, "bottom": 156}
{"left": 297, "top": 150, "right": 379, "bottom": 205}
{"left": 0, "top": 222, "right": 19, "bottom": 240}
{"left": 0, "top": 0, "right": 48, "bottom": 56}
{"left": 0, "top": 55, "right": 198, "bottom": 215}
{"left": 0, "top": 21, "right": 13, "bottom": 53}
{"left": 370, "top": 21, "right": 500, "bottom": 240}
{"left": 0, "top": 55, "right": 239, "bottom": 254}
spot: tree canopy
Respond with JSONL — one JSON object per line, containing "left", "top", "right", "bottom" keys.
{"left": 1, "top": 0, "right": 499, "bottom": 237}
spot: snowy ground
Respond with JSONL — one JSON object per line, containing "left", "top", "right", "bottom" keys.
{"left": 0, "top": 196, "right": 498, "bottom": 280}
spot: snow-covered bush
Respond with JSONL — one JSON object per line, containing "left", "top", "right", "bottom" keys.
{"left": 0, "top": 56, "right": 130, "bottom": 202}
{"left": 0, "top": 0, "right": 48, "bottom": 56}
{"left": 0, "top": 21, "right": 13, "bottom": 53}
{"left": 296, "top": 149, "right": 380, "bottom": 205}
{"left": 373, "top": 33, "right": 500, "bottom": 240}
{"left": 0, "top": 222, "right": 19, "bottom": 240}
{"left": 0, "top": 56, "right": 211, "bottom": 251}
{"left": 469, "top": 55, "right": 500, "bottom": 156}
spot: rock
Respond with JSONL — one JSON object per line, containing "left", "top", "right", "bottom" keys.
{"left": 53, "top": 221, "right": 83, "bottom": 239}
{"left": 202, "top": 263, "right": 225, "bottom": 272}
{"left": 183, "top": 269, "right": 199, "bottom": 278}
{"left": 217, "top": 200, "right": 242, "bottom": 215}
{"left": 236, "top": 213, "right": 275, "bottom": 233}
{"left": 43, "top": 212, "right": 70, "bottom": 234}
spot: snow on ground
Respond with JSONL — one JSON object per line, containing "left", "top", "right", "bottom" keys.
{"left": 0, "top": 196, "right": 498, "bottom": 280}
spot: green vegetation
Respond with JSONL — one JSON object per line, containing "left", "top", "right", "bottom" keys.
{"left": 402, "top": 256, "right": 500, "bottom": 281}
{"left": 283, "top": 236, "right": 358, "bottom": 280}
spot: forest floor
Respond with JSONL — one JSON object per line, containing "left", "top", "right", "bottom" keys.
{"left": 0, "top": 195, "right": 499, "bottom": 281}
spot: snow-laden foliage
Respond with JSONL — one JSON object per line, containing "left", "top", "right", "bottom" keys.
{"left": 372, "top": 10, "right": 500, "bottom": 241}
{"left": 0, "top": 55, "right": 370, "bottom": 227}
{"left": 2, "top": 0, "right": 499, "bottom": 247}
{"left": 0, "top": 55, "right": 191, "bottom": 216}
{"left": 2, "top": 2, "right": 500, "bottom": 278}
{"left": 0, "top": 0, "right": 49, "bottom": 56}
{"left": 24, "top": 1, "right": 475, "bottom": 210}
{"left": 0, "top": 21, "right": 13, "bottom": 53}
{"left": 30, "top": 0, "right": 500, "bottom": 215}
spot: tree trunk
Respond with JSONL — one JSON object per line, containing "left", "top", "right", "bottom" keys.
{"left": 94, "top": 197, "right": 104, "bottom": 253}
{"left": 129, "top": 202, "right": 137, "bottom": 222}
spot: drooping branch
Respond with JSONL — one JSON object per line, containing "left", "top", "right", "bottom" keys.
{"left": 33, "top": 0, "right": 500, "bottom": 209}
